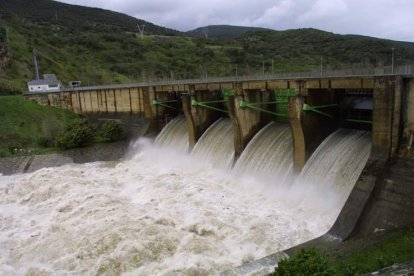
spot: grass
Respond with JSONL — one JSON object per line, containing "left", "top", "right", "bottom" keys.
{"left": 273, "top": 225, "right": 414, "bottom": 275}
{"left": 0, "top": 95, "right": 80, "bottom": 156}
{"left": 331, "top": 226, "right": 414, "bottom": 274}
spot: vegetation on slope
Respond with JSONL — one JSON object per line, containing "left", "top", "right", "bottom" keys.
{"left": 0, "top": 96, "right": 125, "bottom": 156}
{"left": 273, "top": 225, "right": 414, "bottom": 275}
{"left": 186, "top": 25, "right": 271, "bottom": 39}
{"left": 0, "top": 95, "right": 80, "bottom": 156}
{"left": 1, "top": 0, "right": 414, "bottom": 95}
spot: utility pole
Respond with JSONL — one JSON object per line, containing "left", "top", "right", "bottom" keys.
{"left": 262, "top": 57, "right": 265, "bottom": 75}
{"left": 203, "top": 27, "right": 209, "bottom": 39}
{"left": 271, "top": 58, "right": 274, "bottom": 74}
{"left": 137, "top": 24, "right": 145, "bottom": 39}
{"left": 320, "top": 56, "right": 323, "bottom": 77}
{"left": 33, "top": 49, "right": 40, "bottom": 80}
{"left": 391, "top": 47, "right": 395, "bottom": 74}
{"left": 205, "top": 69, "right": 208, "bottom": 80}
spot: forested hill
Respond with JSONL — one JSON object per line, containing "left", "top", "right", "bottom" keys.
{"left": 186, "top": 25, "right": 271, "bottom": 39}
{"left": 240, "top": 29, "right": 414, "bottom": 67}
{"left": 1, "top": 0, "right": 414, "bottom": 95}
{"left": 0, "top": 0, "right": 180, "bottom": 35}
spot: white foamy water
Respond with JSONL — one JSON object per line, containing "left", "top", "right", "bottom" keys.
{"left": 192, "top": 118, "right": 235, "bottom": 169}
{"left": 234, "top": 122, "right": 293, "bottom": 183}
{"left": 291, "top": 129, "right": 372, "bottom": 212}
{"left": 0, "top": 140, "right": 336, "bottom": 275}
{"left": 154, "top": 116, "right": 189, "bottom": 152}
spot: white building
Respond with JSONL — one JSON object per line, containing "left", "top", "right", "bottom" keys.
{"left": 27, "top": 74, "right": 62, "bottom": 92}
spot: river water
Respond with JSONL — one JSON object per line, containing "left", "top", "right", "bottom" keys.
{"left": 0, "top": 124, "right": 371, "bottom": 275}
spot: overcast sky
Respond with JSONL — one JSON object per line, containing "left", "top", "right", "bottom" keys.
{"left": 58, "top": 0, "right": 414, "bottom": 42}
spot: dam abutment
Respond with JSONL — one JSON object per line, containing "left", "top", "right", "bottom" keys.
{"left": 228, "top": 87, "right": 272, "bottom": 158}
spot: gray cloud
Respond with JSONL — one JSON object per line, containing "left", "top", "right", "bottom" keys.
{"left": 58, "top": 0, "right": 414, "bottom": 41}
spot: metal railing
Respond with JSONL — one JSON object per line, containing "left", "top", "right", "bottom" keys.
{"left": 25, "top": 64, "right": 414, "bottom": 95}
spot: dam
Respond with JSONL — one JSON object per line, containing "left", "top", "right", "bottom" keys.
{"left": 1, "top": 71, "right": 412, "bottom": 274}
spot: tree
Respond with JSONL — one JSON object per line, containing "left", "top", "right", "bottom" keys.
{"left": 274, "top": 249, "right": 334, "bottom": 276}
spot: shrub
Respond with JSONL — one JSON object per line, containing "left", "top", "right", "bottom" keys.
{"left": 274, "top": 248, "right": 334, "bottom": 276}
{"left": 99, "top": 120, "right": 123, "bottom": 142}
{"left": 36, "top": 136, "right": 53, "bottom": 147}
{"left": 55, "top": 120, "right": 95, "bottom": 149}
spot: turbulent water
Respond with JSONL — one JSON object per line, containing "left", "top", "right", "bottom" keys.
{"left": 192, "top": 118, "right": 234, "bottom": 169}
{"left": 0, "top": 121, "right": 372, "bottom": 275}
{"left": 234, "top": 122, "right": 293, "bottom": 182}
{"left": 294, "top": 129, "right": 372, "bottom": 208}
{"left": 154, "top": 116, "right": 189, "bottom": 152}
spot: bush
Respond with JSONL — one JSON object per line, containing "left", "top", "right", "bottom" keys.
{"left": 274, "top": 248, "right": 334, "bottom": 276}
{"left": 55, "top": 120, "right": 95, "bottom": 149}
{"left": 36, "top": 136, "right": 53, "bottom": 147}
{"left": 99, "top": 120, "right": 123, "bottom": 142}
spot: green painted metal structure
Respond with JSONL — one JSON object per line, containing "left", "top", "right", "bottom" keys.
{"left": 238, "top": 89, "right": 297, "bottom": 120}
{"left": 303, "top": 103, "right": 337, "bottom": 118}
{"left": 152, "top": 99, "right": 178, "bottom": 110}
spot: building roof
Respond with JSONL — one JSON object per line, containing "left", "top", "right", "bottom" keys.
{"left": 27, "top": 74, "right": 61, "bottom": 86}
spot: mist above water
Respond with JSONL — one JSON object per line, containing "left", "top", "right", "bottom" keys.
{"left": 0, "top": 119, "right": 372, "bottom": 275}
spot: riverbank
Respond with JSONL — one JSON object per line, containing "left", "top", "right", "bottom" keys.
{"left": 0, "top": 140, "right": 133, "bottom": 175}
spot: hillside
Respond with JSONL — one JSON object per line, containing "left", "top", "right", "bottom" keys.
{"left": 0, "top": 96, "right": 80, "bottom": 156}
{"left": 0, "top": 0, "right": 180, "bottom": 36}
{"left": 240, "top": 29, "right": 414, "bottom": 69}
{"left": 186, "top": 25, "right": 271, "bottom": 39}
{"left": 1, "top": 0, "right": 414, "bottom": 94}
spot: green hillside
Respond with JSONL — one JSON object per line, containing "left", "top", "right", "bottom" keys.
{"left": 186, "top": 25, "right": 271, "bottom": 39}
{"left": 1, "top": 0, "right": 414, "bottom": 95}
{"left": 0, "top": 95, "right": 80, "bottom": 156}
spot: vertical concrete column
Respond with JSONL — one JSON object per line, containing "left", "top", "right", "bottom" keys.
{"left": 143, "top": 86, "right": 156, "bottom": 120}
{"left": 406, "top": 79, "right": 414, "bottom": 131}
{"left": 182, "top": 86, "right": 222, "bottom": 149}
{"left": 391, "top": 77, "right": 403, "bottom": 156}
{"left": 228, "top": 88, "right": 263, "bottom": 158}
{"left": 402, "top": 78, "right": 414, "bottom": 152}
{"left": 193, "top": 90, "right": 222, "bottom": 135}
{"left": 182, "top": 94, "right": 197, "bottom": 148}
{"left": 288, "top": 96, "right": 306, "bottom": 173}
{"left": 372, "top": 77, "right": 396, "bottom": 158}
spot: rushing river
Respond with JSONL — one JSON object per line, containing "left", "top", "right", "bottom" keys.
{"left": 0, "top": 120, "right": 371, "bottom": 275}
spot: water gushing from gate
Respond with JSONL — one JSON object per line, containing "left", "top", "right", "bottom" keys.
{"left": 192, "top": 118, "right": 234, "bottom": 169}
{"left": 154, "top": 115, "right": 189, "bottom": 152}
{"left": 234, "top": 122, "right": 293, "bottom": 182}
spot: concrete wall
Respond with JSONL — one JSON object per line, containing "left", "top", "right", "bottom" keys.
{"left": 222, "top": 76, "right": 410, "bottom": 275}
{"left": 183, "top": 87, "right": 226, "bottom": 149}
{"left": 228, "top": 88, "right": 273, "bottom": 158}
{"left": 25, "top": 75, "right": 414, "bottom": 275}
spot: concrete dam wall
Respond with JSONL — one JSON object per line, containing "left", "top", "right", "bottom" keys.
{"left": 24, "top": 75, "right": 414, "bottom": 273}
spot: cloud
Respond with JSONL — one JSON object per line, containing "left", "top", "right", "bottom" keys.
{"left": 56, "top": 0, "right": 414, "bottom": 41}
{"left": 252, "top": 0, "right": 295, "bottom": 26}
{"left": 298, "top": 0, "right": 348, "bottom": 23}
